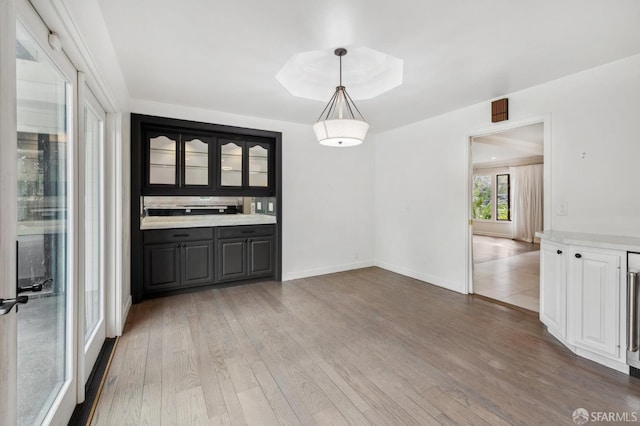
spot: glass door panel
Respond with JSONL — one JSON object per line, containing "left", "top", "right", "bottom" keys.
{"left": 220, "top": 141, "right": 243, "bottom": 187}
{"left": 16, "top": 20, "right": 71, "bottom": 425}
{"left": 248, "top": 144, "right": 269, "bottom": 187}
{"left": 82, "top": 86, "right": 105, "bottom": 385}
{"left": 148, "top": 135, "right": 177, "bottom": 185}
{"left": 184, "top": 137, "right": 209, "bottom": 186}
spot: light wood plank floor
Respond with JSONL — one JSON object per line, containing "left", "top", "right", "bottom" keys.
{"left": 93, "top": 267, "right": 640, "bottom": 425}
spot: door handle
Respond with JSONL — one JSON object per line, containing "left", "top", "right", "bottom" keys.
{"left": 17, "top": 277, "right": 52, "bottom": 294}
{"left": 0, "top": 295, "right": 28, "bottom": 316}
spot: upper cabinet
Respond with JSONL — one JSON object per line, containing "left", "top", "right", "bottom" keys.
{"left": 135, "top": 115, "right": 278, "bottom": 197}
{"left": 143, "top": 127, "right": 214, "bottom": 194}
{"left": 218, "top": 139, "right": 273, "bottom": 195}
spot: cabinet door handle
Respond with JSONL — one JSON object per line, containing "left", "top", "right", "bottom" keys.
{"left": 173, "top": 234, "right": 189, "bottom": 238}
{"left": 575, "top": 253, "right": 582, "bottom": 258}
{"left": 556, "top": 249, "right": 563, "bottom": 255}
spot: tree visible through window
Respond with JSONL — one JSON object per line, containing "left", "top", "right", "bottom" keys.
{"left": 496, "top": 174, "right": 510, "bottom": 221}
{"left": 473, "top": 173, "right": 511, "bottom": 221}
{"left": 473, "top": 175, "right": 492, "bottom": 219}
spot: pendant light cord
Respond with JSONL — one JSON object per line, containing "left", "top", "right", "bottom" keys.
{"left": 339, "top": 54, "right": 343, "bottom": 87}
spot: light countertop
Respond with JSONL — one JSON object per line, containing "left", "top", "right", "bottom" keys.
{"left": 536, "top": 230, "right": 640, "bottom": 252}
{"left": 140, "top": 214, "right": 276, "bottom": 230}
{"left": 18, "top": 220, "right": 65, "bottom": 236}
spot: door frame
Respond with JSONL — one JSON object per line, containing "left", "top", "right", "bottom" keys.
{"left": 0, "top": 0, "right": 19, "bottom": 424}
{"left": 465, "top": 114, "right": 552, "bottom": 294}
{"left": 77, "top": 74, "right": 108, "bottom": 401}
{"left": 1, "top": 0, "right": 126, "bottom": 423}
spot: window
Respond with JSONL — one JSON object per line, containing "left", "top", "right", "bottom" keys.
{"left": 496, "top": 174, "right": 510, "bottom": 221}
{"left": 472, "top": 173, "right": 511, "bottom": 221}
{"left": 472, "top": 175, "right": 492, "bottom": 220}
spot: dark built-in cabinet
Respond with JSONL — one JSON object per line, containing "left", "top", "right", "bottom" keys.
{"left": 140, "top": 122, "right": 275, "bottom": 197}
{"left": 141, "top": 224, "right": 275, "bottom": 298}
{"left": 143, "top": 128, "right": 215, "bottom": 194}
{"left": 218, "top": 139, "right": 273, "bottom": 193}
{"left": 143, "top": 228, "right": 214, "bottom": 293}
{"left": 131, "top": 114, "right": 282, "bottom": 303}
{"left": 216, "top": 225, "right": 274, "bottom": 282}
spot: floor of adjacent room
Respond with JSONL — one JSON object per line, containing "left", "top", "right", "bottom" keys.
{"left": 472, "top": 235, "right": 540, "bottom": 312}
{"left": 92, "top": 267, "right": 640, "bottom": 425}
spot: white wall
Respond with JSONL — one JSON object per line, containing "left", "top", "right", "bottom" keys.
{"left": 130, "top": 99, "right": 375, "bottom": 281}
{"left": 375, "top": 54, "right": 640, "bottom": 293}
{"left": 473, "top": 221, "right": 513, "bottom": 238}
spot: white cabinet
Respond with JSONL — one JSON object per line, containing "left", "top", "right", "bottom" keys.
{"left": 540, "top": 241, "right": 567, "bottom": 339}
{"left": 567, "top": 247, "right": 622, "bottom": 359}
{"left": 539, "top": 238, "right": 625, "bottom": 372}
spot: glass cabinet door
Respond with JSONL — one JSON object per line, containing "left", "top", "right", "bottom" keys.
{"left": 248, "top": 144, "right": 269, "bottom": 188}
{"left": 184, "top": 136, "right": 210, "bottom": 186}
{"left": 220, "top": 141, "right": 243, "bottom": 187}
{"left": 148, "top": 133, "right": 178, "bottom": 185}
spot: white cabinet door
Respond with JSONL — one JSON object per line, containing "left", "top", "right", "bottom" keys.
{"left": 568, "top": 247, "right": 621, "bottom": 358}
{"left": 540, "top": 241, "right": 567, "bottom": 338}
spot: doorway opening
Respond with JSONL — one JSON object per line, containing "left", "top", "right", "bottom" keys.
{"left": 469, "top": 121, "right": 545, "bottom": 312}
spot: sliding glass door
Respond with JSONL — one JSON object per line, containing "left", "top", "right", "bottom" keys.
{"left": 1, "top": 1, "right": 110, "bottom": 423}
{"left": 15, "top": 15, "right": 77, "bottom": 425}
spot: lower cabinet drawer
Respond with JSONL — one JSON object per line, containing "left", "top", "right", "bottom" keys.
{"left": 144, "top": 227, "right": 214, "bottom": 244}
{"left": 217, "top": 225, "right": 274, "bottom": 239}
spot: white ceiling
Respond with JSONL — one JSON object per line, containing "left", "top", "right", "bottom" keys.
{"left": 472, "top": 122, "right": 544, "bottom": 165}
{"left": 97, "top": 0, "right": 640, "bottom": 133}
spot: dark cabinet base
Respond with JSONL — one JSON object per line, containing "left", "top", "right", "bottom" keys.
{"left": 216, "top": 225, "right": 275, "bottom": 283}
{"left": 142, "top": 228, "right": 215, "bottom": 295}
{"left": 138, "top": 225, "right": 275, "bottom": 302}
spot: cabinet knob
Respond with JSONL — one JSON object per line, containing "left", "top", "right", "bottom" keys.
{"left": 556, "top": 249, "right": 563, "bottom": 255}
{"left": 575, "top": 253, "right": 582, "bottom": 259}
{"left": 175, "top": 244, "right": 180, "bottom": 248}
{"left": 182, "top": 243, "right": 186, "bottom": 247}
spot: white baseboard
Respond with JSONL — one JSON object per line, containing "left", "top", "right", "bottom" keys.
{"left": 575, "top": 347, "right": 628, "bottom": 374}
{"left": 282, "top": 260, "right": 374, "bottom": 281}
{"left": 374, "top": 260, "right": 465, "bottom": 294}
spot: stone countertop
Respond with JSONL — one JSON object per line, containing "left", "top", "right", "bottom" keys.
{"left": 536, "top": 230, "right": 640, "bottom": 252}
{"left": 140, "top": 214, "right": 276, "bottom": 230}
{"left": 18, "top": 220, "right": 65, "bottom": 236}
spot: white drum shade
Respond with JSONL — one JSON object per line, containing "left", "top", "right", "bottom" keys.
{"left": 313, "top": 119, "right": 369, "bottom": 147}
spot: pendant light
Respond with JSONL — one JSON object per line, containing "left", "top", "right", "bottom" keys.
{"left": 313, "top": 48, "right": 369, "bottom": 147}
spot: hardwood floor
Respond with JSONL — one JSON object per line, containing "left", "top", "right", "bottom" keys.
{"left": 92, "top": 268, "right": 640, "bottom": 425}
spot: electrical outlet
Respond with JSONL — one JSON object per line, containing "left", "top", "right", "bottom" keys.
{"left": 268, "top": 202, "right": 274, "bottom": 212}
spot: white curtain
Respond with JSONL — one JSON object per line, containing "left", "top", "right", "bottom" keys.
{"left": 510, "top": 164, "right": 543, "bottom": 243}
